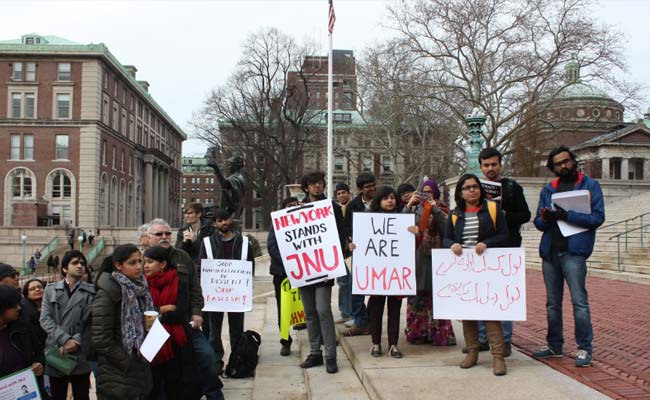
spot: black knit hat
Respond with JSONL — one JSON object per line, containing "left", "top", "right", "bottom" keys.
{"left": 0, "top": 263, "right": 18, "bottom": 281}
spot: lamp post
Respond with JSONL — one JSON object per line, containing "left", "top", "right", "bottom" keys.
{"left": 20, "top": 232, "right": 27, "bottom": 276}
{"left": 466, "top": 107, "right": 487, "bottom": 175}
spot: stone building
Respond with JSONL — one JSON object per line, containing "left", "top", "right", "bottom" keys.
{"left": 0, "top": 33, "right": 184, "bottom": 229}
{"left": 181, "top": 156, "right": 218, "bottom": 210}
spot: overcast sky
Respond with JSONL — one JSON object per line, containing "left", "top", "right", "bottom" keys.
{"left": 2, "top": 0, "right": 649, "bottom": 156}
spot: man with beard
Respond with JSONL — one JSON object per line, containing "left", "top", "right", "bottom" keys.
{"left": 199, "top": 210, "right": 255, "bottom": 374}
{"left": 148, "top": 219, "right": 224, "bottom": 400}
{"left": 532, "top": 146, "right": 604, "bottom": 368}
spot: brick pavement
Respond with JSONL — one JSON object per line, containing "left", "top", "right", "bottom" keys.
{"left": 514, "top": 270, "right": 650, "bottom": 399}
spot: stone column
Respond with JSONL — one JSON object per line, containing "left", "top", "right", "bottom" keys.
{"left": 162, "top": 169, "right": 169, "bottom": 222}
{"left": 144, "top": 161, "right": 153, "bottom": 222}
{"left": 643, "top": 158, "right": 650, "bottom": 181}
{"left": 621, "top": 158, "right": 629, "bottom": 180}
{"left": 152, "top": 164, "right": 159, "bottom": 219}
{"left": 601, "top": 158, "right": 609, "bottom": 180}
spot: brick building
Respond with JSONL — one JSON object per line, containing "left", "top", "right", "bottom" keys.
{"left": 181, "top": 156, "right": 218, "bottom": 210}
{"left": 0, "top": 33, "right": 184, "bottom": 229}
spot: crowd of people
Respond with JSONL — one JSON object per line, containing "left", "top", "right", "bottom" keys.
{"left": 0, "top": 144, "right": 603, "bottom": 398}
{"left": 268, "top": 145, "right": 604, "bottom": 377}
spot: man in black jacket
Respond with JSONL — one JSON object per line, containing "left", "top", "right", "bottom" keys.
{"left": 476, "top": 147, "right": 531, "bottom": 356}
{"left": 341, "top": 173, "right": 377, "bottom": 336}
{"left": 267, "top": 197, "right": 299, "bottom": 356}
{"left": 175, "top": 203, "right": 215, "bottom": 264}
{"left": 199, "top": 209, "right": 256, "bottom": 372}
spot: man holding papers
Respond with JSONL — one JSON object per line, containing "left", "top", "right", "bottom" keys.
{"left": 532, "top": 146, "right": 605, "bottom": 368}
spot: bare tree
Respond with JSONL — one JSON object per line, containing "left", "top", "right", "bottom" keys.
{"left": 388, "top": 0, "right": 643, "bottom": 151}
{"left": 192, "top": 27, "right": 321, "bottom": 226}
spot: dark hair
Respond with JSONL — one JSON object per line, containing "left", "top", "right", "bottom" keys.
{"left": 143, "top": 246, "right": 176, "bottom": 270}
{"left": 22, "top": 279, "right": 45, "bottom": 298}
{"left": 212, "top": 209, "right": 231, "bottom": 222}
{"left": 396, "top": 183, "right": 415, "bottom": 199}
{"left": 281, "top": 197, "right": 298, "bottom": 208}
{"left": 478, "top": 147, "right": 502, "bottom": 164}
{"left": 301, "top": 171, "right": 326, "bottom": 192}
{"left": 335, "top": 182, "right": 350, "bottom": 193}
{"left": 83, "top": 264, "right": 93, "bottom": 283}
{"left": 546, "top": 145, "right": 577, "bottom": 171}
{"left": 0, "top": 284, "right": 22, "bottom": 314}
{"left": 185, "top": 203, "right": 204, "bottom": 216}
{"left": 112, "top": 244, "right": 140, "bottom": 267}
{"left": 454, "top": 174, "right": 486, "bottom": 210}
{"left": 61, "top": 250, "right": 87, "bottom": 277}
{"left": 356, "top": 173, "right": 376, "bottom": 189}
{"left": 370, "top": 186, "right": 398, "bottom": 212}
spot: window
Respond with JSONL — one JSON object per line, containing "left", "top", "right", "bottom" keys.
{"left": 25, "top": 94, "right": 34, "bottom": 118}
{"left": 335, "top": 157, "right": 344, "bottom": 172}
{"left": 182, "top": 177, "right": 187, "bottom": 184}
{"left": 609, "top": 158, "right": 621, "bottom": 179}
{"left": 114, "top": 81, "right": 118, "bottom": 97}
{"left": 121, "top": 110, "right": 127, "bottom": 134}
{"left": 10, "top": 135, "right": 20, "bottom": 160}
{"left": 26, "top": 63, "right": 35, "bottom": 81}
{"left": 129, "top": 155, "right": 133, "bottom": 175}
{"left": 333, "top": 112, "right": 352, "bottom": 123}
{"left": 58, "top": 63, "right": 71, "bottom": 80}
{"left": 112, "top": 103, "right": 118, "bottom": 130}
{"left": 343, "top": 92, "right": 352, "bottom": 109}
{"left": 55, "top": 135, "right": 69, "bottom": 160}
{"left": 102, "top": 98, "right": 109, "bottom": 124}
{"left": 10, "top": 92, "right": 35, "bottom": 119}
{"left": 11, "top": 168, "right": 33, "bottom": 198}
{"left": 629, "top": 159, "right": 644, "bottom": 180}
{"left": 362, "top": 156, "right": 373, "bottom": 172}
{"left": 23, "top": 135, "right": 33, "bottom": 160}
{"left": 120, "top": 150, "right": 124, "bottom": 171}
{"left": 382, "top": 157, "right": 393, "bottom": 172}
{"left": 112, "top": 146, "right": 116, "bottom": 169}
{"left": 122, "top": 87, "right": 126, "bottom": 103}
{"left": 52, "top": 171, "right": 71, "bottom": 198}
{"left": 11, "top": 94, "right": 21, "bottom": 118}
{"left": 12, "top": 62, "right": 22, "bottom": 80}
{"left": 102, "top": 141, "right": 107, "bottom": 165}
{"left": 56, "top": 94, "right": 71, "bottom": 119}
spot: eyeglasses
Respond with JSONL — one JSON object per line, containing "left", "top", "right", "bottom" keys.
{"left": 150, "top": 231, "right": 172, "bottom": 237}
{"left": 28, "top": 285, "right": 43, "bottom": 291}
{"left": 461, "top": 184, "right": 480, "bottom": 192}
{"left": 553, "top": 158, "right": 572, "bottom": 168}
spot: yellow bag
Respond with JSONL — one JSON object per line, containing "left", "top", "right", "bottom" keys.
{"left": 280, "top": 278, "right": 306, "bottom": 340}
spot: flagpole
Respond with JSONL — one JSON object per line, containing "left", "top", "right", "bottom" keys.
{"left": 327, "top": 31, "right": 334, "bottom": 199}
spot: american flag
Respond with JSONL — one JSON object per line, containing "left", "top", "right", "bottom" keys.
{"left": 328, "top": 0, "right": 336, "bottom": 34}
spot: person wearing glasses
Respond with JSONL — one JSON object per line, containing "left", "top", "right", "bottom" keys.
{"left": 443, "top": 173, "right": 509, "bottom": 376}
{"left": 532, "top": 146, "right": 604, "bottom": 368}
{"left": 148, "top": 219, "right": 224, "bottom": 400}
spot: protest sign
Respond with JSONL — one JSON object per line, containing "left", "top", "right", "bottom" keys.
{"left": 201, "top": 259, "right": 253, "bottom": 312}
{"left": 271, "top": 199, "right": 346, "bottom": 288}
{"left": 480, "top": 179, "right": 502, "bottom": 202}
{"left": 0, "top": 367, "right": 41, "bottom": 400}
{"left": 280, "top": 278, "right": 306, "bottom": 340}
{"left": 431, "top": 248, "right": 526, "bottom": 321}
{"left": 351, "top": 213, "right": 416, "bottom": 296}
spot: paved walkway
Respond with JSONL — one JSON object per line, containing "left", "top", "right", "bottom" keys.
{"left": 513, "top": 270, "right": 650, "bottom": 399}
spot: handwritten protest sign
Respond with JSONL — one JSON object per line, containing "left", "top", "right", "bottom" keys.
{"left": 271, "top": 199, "right": 346, "bottom": 288}
{"left": 201, "top": 259, "right": 253, "bottom": 312}
{"left": 352, "top": 213, "right": 416, "bottom": 296}
{"left": 280, "top": 278, "right": 306, "bottom": 340}
{"left": 431, "top": 248, "right": 526, "bottom": 321}
{"left": 0, "top": 367, "right": 41, "bottom": 400}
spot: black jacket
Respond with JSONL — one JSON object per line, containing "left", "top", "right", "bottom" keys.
{"left": 199, "top": 231, "right": 255, "bottom": 272}
{"left": 443, "top": 200, "right": 509, "bottom": 249}
{"left": 175, "top": 222, "right": 215, "bottom": 264}
{"left": 499, "top": 177, "right": 531, "bottom": 247}
{"left": 343, "top": 194, "right": 369, "bottom": 240}
{"left": 0, "top": 320, "right": 44, "bottom": 377}
{"left": 267, "top": 226, "right": 286, "bottom": 277}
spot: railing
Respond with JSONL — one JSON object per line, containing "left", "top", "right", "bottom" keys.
{"left": 22, "top": 236, "right": 59, "bottom": 275}
{"left": 86, "top": 236, "right": 105, "bottom": 266}
{"left": 608, "top": 223, "right": 650, "bottom": 272}
{"left": 600, "top": 211, "right": 650, "bottom": 233}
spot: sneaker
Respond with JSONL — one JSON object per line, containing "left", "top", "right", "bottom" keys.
{"left": 370, "top": 344, "right": 382, "bottom": 357}
{"left": 344, "top": 319, "right": 355, "bottom": 328}
{"left": 300, "top": 354, "right": 324, "bottom": 368}
{"left": 293, "top": 322, "right": 307, "bottom": 331}
{"left": 532, "top": 346, "right": 563, "bottom": 359}
{"left": 575, "top": 350, "right": 592, "bottom": 367}
{"left": 280, "top": 344, "right": 291, "bottom": 357}
{"left": 325, "top": 358, "right": 338, "bottom": 373}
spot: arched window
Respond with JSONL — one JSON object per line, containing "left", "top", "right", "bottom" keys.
{"left": 11, "top": 168, "right": 34, "bottom": 199}
{"left": 51, "top": 171, "right": 72, "bottom": 199}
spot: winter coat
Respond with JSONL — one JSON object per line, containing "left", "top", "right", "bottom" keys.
{"left": 92, "top": 273, "right": 152, "bottom": 398}
{"left": 169, "top": 247, "right": 204, "bottom": 317}
{"left": 0, "top": 320, "right": 44, "bottom": 377}
{"left": 534, "top": 173, "right": 605, "bottom": 260}
{"left": 175, "top": 222, "right": 215, "bottom": 264}
{"left": 497, "top": 177, "right": 531, "bottom": 247}
{"left": 267, "top": 226, "right": 286, "bottom": 277}
{"left": 40, "top": 280, "right": 95, "bottom": 377}
{"left": 443, "top": 200, "right": 509, "bottom": 249}
{"left": 199, "top": 230, "right": 255, "bottom": 271}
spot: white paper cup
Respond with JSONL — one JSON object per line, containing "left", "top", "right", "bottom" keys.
{"left": 144, "top": 310, "right": 159, "bottom": 331}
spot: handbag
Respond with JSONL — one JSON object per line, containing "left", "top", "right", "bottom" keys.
{"left": 45, "top": 347, "right": 78, "bottom": 375}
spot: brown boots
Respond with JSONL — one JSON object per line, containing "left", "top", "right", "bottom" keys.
{"left": 460, "top": 321, "right": 507, "bottom": 376}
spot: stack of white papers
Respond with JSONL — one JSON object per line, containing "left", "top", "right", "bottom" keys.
{"left": 551, "top": 190, "right": 591, "bottom": 237}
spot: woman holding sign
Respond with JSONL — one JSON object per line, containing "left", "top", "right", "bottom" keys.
{"left": 93, "top": 244, "right": 154, "bottom": 398}
{"left": 443, "top": 174, "right": 509, "bottom": 376}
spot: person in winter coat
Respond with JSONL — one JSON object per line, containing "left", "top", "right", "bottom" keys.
{"left": 92, "top": 244, "right": 154, "bottom": 399}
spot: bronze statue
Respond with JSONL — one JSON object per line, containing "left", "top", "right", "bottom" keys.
{"left": 206, "top": 147, "right": 245, "bottom": 219}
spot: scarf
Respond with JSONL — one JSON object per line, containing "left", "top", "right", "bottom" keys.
{"left": 145, "top": 268, "right": 187, "bottom": 365}
{"left": 112, "top": 271, "right": 154, "bottom": 359}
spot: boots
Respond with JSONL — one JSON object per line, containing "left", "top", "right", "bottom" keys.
{"left": 460, "top": 321, "right": 479, "bottom": 369}
{"left": 485, "top": 321, "right": 507, "bottom": 376}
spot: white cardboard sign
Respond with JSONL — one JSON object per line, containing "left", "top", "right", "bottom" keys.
{"left": 351, "top": 213, "right": 416, "bottom": 296}
{"left": 271, "top": 199, "right": 346, "bottom": 288}
{"left": 0, "top": 367, "right": 41, "bottom": 400}
{"left": 201, "top": 259, "right": 253, "bottom": 312}
{"left": 431, "top": 248, "right": 526, "bottom": 321}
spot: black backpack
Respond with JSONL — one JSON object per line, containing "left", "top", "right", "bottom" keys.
{"left": 224, "top": 330, "right": 261, "bottom": 378}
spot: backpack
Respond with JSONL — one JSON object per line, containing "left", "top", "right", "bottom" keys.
{"left": 451, "top": 200, "right": 497, "bottom": 229}
{"left": 224, "top": 330, "right": 261, "bottom": 378}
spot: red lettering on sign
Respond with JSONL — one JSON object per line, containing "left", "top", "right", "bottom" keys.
{"left": 286, "top": 246, "right": 340, "bottom": 281}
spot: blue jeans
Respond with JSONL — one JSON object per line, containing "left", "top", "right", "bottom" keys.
{"left": 350, "top": 294, "right": 368, "bottom": 327}
{"left": 479, "top": 321, "right": 513, "bottom": 344}
{"left": 542, "top": 253, "right": 593, "bottom": 354}
{"left": 337, "top": 270, "right": 352, "bottom": 318}
{"left": 191, "top": 330, "right": 224, "bottom": 400}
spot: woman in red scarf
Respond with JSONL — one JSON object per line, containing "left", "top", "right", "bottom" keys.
{"left": 143, "top": 245, "right": 193, "bottom": 399}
